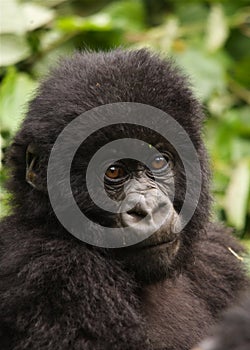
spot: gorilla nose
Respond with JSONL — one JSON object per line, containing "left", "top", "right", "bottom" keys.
{"left": 126, "top": 203, "right": 148, "bottom": 222}
{"left": 120, "top": 191, "right": 169, "bottom": 228}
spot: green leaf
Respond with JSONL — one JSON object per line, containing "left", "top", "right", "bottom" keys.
{"left": 22, "top": 3, "right": 55, "bottom": 31}
{"left": 102, "top": 0, "right": 145, "bottom": 32}
{"left": 0, "top": 0, "right": 26, "bottom": 34}
{"left": 0, "top": 35, "right": 30, "bottom": 66}
{"left": 231, "top": 138, "right": 250, "bottom": 163}
{"left": 57, "top": 0, "right": 145, "bottom": 33}
{"left": 175, "top": 3, "right": 208, "bottom": 24}
{"left": 206, "top": 4, "right": 229, "bottom": 52}
{"left": 224, "top": 159, "right": 250, "bottom": 231}
{"left": 0, "top": 67, "right": 37, "bottom": 134}
{"left": 32, "top": 0, "right": 66, "bottom": 7}
{"left": 242, "top": 239, "right": 250, "bottom": 274}
{"left": 0, "top": 0, "right": 54, "bottom": 34}
{"left": 223, "top": 107, "right": 250, "bottom": 138}
{"left": 175, "top": 49, "right": 227, "bottom": 101}
{"left": 232, "top": 56, "right": 250, "bottom": 90}
{"left": 57, "top": 14, "right": 113, "bottom": 32}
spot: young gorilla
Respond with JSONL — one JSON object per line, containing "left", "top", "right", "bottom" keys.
{"left": 0, "top": 49, "right": 248, "bottom": 350}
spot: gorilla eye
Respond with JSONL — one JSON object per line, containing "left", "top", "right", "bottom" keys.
{"left": 105, "top": 165, "right": 126, "bottom": 180}
{"left": 150, "top": 155, "right": 169, "bottom": 172}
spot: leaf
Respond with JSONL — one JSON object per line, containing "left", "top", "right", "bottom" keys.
{"left": 22, "top": 3, "right": 55, "bottom": 31}
{"left": 102, "top": 0, "right": 145, "bottom": 32}
{"left": 57, "top": 14, "right": 112, "bottom": 32}
{"left": 231, "top": 138, "right": 250, "bottom": 163}
{"left": 0, "top": 0, "right": 26, "bottom": 34}
{"left": 208, "top": 94, "right": 236, "bottom": 116}
{"left": 0, "top": 68, "right": 37, "bottom": 134}
{"left": 232, "top": 56, "right": 250, "bottom": 90}
{"left": 242, "top": 239, "right": 250, "bottom": 274}
{"left": 206, "top": 4, "right": 229, "bottom": 52}
{"left": 0, "top": 0, "right": 54, "bottom": 34}
{"left": 224, "top": 107, "right": 250, "bottom": 138}
{"left": 57, "top": 0, "right": 145, "bottom": 33}
{"left": 32, "top": 0, "right": 66, "bottom": 7}
{"left": 175, "top": 49, "right": 226, "bottom": 101}
{"left": 224, "top": 159, "right": 250, "bottom": 231}
{"left": 175, "top": 3, "right": 209, "bottom": 24}
{"left": 0, "top": 35, "right": 30, "bottom": 66}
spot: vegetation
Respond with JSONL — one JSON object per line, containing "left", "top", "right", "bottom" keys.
{"left": 0, "top": 0, "right": 249, "bottom": 262}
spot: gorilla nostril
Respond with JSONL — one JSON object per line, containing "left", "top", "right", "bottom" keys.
{"left": 127, "top": 204, "right": 148, "bottom": 220}
{"left": 158, "top": 201, "right": 167, "bottom": 209}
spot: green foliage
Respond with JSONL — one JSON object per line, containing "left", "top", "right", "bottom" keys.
{"left": 0, "top": 0, "right": 249, "bottom": 243}
{"left": 0, "top": 67, "right": 37, "bottom": 133}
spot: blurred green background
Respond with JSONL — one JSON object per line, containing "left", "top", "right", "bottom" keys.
{"left": 0, "top": 0, "right": 250, "bottom": 258}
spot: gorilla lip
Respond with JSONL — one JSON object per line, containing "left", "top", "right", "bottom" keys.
{"left": 130, "top": 236, "right": 179, "bottom": 251}
{"left": 143, "top": 238, "right": 179, "bottom": 250}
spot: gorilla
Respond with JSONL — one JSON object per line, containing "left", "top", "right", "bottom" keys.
{"left": 193, "top": 294, "right": 250, "bottom": 350}
{"left": 0, "top": 49, "right": 248, "bottom": 350}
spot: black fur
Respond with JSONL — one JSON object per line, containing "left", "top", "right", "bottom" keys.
{"left": 194, "top": 294, "right": 250, "bottom": 350}
{"left": 0, "top": 49, "right": 248, "bottom": 350}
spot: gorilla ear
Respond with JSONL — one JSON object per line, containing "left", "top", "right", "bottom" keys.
{"left": 26, "top": 144, "right": 44, "bottom": 191}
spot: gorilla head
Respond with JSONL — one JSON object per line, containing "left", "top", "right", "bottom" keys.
{"left": 6, "top": 49, "right": 210, "bottom": 283}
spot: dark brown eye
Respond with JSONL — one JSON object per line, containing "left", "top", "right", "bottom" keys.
{"left": 150, "top": 155, "right": 168, "bottom": 171}
{"left": 105, "top": 165, "right": 126, "bottom": 180}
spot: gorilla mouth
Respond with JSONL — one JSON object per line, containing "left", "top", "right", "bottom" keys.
{"left": 141, "top": 236, "right": 179, "bottom": 250}
{"left": 125, "top": 236, "right": 180, "bottom": 252}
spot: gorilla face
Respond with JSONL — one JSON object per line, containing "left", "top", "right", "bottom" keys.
{"left": 8, "top": 49, "right": 211, "bottom": 284}
{"left": 69, "top": 124, "right": 185, "bottom": 283}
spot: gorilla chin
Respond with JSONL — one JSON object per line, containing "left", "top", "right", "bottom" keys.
{"left": 118, "top": 238, "right": 181, "bottom": 284}
{"left": 111, "top": 223, "right": 181, "bottom": 284}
